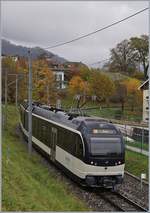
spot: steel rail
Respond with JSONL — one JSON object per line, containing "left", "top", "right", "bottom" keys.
{"left": 125, "top": 171, "right": 149, "bottom": 185}
{"left": 97, "top": 190, "right": 148, "bottom": 212}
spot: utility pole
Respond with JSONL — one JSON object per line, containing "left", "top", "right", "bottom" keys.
{"left": 28, "top": 49, "right": 32, "bottom": 155}
{"left": 5, "top": 70, "right": 8, "bottom": 128}
{"left": 15, "top": 75, "right": 18, "bottom": 108}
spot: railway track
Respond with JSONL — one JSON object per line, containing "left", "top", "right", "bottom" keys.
{"left": 99, "top": 190, "right": 148, "bottom": 212}
{"left": 125, "top": 171, "right": 149, "bottom": 185}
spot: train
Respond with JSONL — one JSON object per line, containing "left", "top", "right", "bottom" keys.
{"left": 19, "top": 101, "right": 125, "bottom": 189}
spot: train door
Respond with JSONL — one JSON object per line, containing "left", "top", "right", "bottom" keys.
{"left": 51, "top": 127, "right": 57, "bottom": 161}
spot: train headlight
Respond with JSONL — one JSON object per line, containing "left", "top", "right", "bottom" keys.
{"left": 94, "top": 162, "right": 97, "bottom": 166}
{"left": 118, "top": 161, "right": 121, "bottom": 164}
{"left": 91, "top": 161, "right": 93, "bottom": 165}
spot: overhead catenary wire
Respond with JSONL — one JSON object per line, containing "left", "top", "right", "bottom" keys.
{"left": 88, "top": 58, "right": 110, "bottom": 66}
{"left": 2, "top": 7, "right": 148, "bottom": 71}
{"left": 44, "top": 7, "right": 148, "bottom": 50}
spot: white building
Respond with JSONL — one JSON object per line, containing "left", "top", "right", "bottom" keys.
{"left": 11, "top": 56, "right": 18, "bottom": 62}
{"left": 2, "top": 55, "right": 18, "bottom": 62}
{"left": 139, "top": 79, "right": 149, "bottom": 123}
{"left": 52, "top": 68, "right": 66, "bottom": 89}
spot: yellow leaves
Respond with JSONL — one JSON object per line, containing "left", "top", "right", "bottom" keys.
{"left": 123, "top": 78, "right": 142, "bottom": 101}
{"left": 68, "top": 71, "right": 115, "bottom": 102}
{"left": 90, "top": 72, "right": 115, "bottom": 100}
{"left": 32, "top": 59, "right": 55, "bottom": 104}
{"left": 123, "top": 78, "right": 141, "bottom": 93}
{"left": 69, "top": 76, "right": 90, "bottom": 96}
{"left": 122, "top": 78, "right": 142, "bottom": 110}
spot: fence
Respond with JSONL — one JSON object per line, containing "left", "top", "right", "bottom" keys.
{"left": 116, "top": 124, "right": 149, "bottom": 153}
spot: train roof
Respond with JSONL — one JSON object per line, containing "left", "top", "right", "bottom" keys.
{"left": 21, "top": 101, "right": 114, "bottom": 130}
{"left": 72, "top": 116, "right": 117, "bottom": 129}
{"left": 31, "top": 106, "right": 78, "bottom": 129}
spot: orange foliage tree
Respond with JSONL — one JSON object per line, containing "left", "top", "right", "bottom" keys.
{"left": 16, "top": 58, "right": 28, "bottom": 102}
{"left": 69, "top": 76, "right": 90, "bottom": 96}
{"left": 123, "top": 78, "right": 142, "bottom": 111}
{"left": 89, "top": 71, "right": 115, "bottom": 103}
{"left": 32, "top": 59, "right": 55, "bottom": 104}
{"left": 2, "top": 56, "right": 20, "bottom": 102}
{"left": 68, "top": 76, "right": 91, "bottom": 107}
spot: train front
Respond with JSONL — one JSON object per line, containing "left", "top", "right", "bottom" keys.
{"left": 79, "top": 120, "right": 125, "bottom": 188}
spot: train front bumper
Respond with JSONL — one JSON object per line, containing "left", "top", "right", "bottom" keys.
{"left": 85, "top": 175, "right": 123, "bottom": 187}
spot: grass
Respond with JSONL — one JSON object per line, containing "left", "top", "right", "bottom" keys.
{"left": 85, "top": 107, "right": 142, "bottom": 122}
{"left": 125, "top": 140, "right": 149, "bottom": 151}
{"left": 125, "top": 150, "right": 148, "bottom": 179}
{"left": 2, "top": 105, "right": 88, "bottom": 211}
{"left": 62, "top": 97, "right": 142, "bottom": 123}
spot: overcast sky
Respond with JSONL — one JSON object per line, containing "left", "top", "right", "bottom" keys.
{"left": 2, "top": 1, "right": 149, "bottom": 67}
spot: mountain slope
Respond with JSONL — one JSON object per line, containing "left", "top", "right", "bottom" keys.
{"left": 2, "top": 39, "right": 67, "bottom": 64}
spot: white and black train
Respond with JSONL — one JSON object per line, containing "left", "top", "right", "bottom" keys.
{"left": 20, "top": 101, "right": 125, "bottom": 189}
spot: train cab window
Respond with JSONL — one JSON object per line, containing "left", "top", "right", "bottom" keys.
{"left": 90, "top": 137, "right": 122, "bottom": 156}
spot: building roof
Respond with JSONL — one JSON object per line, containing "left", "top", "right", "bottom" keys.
{"left": 138, "top": 79, "right": 149, "bottom": 90}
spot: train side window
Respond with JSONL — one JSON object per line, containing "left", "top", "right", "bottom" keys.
{"left": 76, "top": 135, "right": 83, "bottom": 159}
{"left": 40, "top": 120, "right": 47, "bottom": 143}
{"left": 35, "top": 117, "right": 38, "bottom": 138}
{"left": 21, "top": 110, "right": 24, "bottom": 126}
{"left": 48, "top": 123, "right": 52, "bottom": 148}
{"left": 68, "top": 132, "right": 75, "bottom": 155}
{"left": 41, "top": 124, "right": 47, "bottom": 143}
{"left": 37, "top": 118, "right": 41, "bottom": 139}
{"left": 57, "top": 128, "right": 63, "bottom": 147}
{"left": 25, "top": 112, "right": 28, "bottom": 130}
{"left": 32, "top": 116, "right": 36, "bottom": 136}
{"left": 45, "top": 122, "right": 49, "bottom": 145}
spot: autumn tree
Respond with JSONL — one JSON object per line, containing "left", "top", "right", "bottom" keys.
{"left": 2, "top": 56, "right": 19, "bottom": 102}
{"left": 123, "top": 78, "right": 142, "bottom": 111}
{"left": 113, "top": 80, "right": 127, "bottom": 112}
{"left": 15, "top": 57, "right": 29, "bottom": 102}
{"left": 109, "top": 39, "right": 136, "bottom": 75}
{"left": 69, "top": 75, "right": 90, "bottom": 96}
{"left": 17, "top": 68, "right": 28, "bottom": 102}
{"left": 32, "top": 59, "right": 55, "bottom": 104}
{"left": 131, "top": 71, "right": 144, "bottom": 80}
{"left": 130, "top": 35, "right": 149, "bottom": 79}
{"left": 68, "top": 75, "right": 91, "bottom": 107}
{"left": 79, "top": 65, "right": 92, "bottom": 81}
{"left": 89, "top": 71, "right": 115, "bottom": 103}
